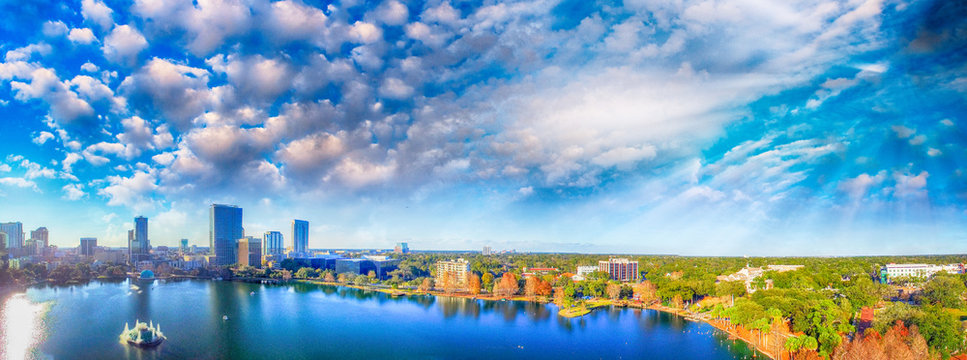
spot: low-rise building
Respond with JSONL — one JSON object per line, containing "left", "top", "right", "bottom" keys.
{"left": 881, "top": 263, "right": 965, "bottom": 282}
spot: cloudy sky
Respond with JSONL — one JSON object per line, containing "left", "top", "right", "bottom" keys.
{"left": 0, "top": 0, "right": 964, "bottom": 255}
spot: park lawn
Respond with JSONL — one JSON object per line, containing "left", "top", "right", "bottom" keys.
{"left": 559, "top": 305, "right": 592, "bottom": 318}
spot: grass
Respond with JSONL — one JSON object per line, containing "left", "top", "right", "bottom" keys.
{"left": 559, "top": 305, "right": 592, "bottom": 318}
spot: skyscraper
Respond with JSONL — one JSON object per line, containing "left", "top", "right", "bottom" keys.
{"left": 394, "top": 242, "right": 409, "bottom": 254}
{"left": 292, "top": 219, "right": 308, "bottom": 254}
{"left": 180, "top": 239, "right": 189, "bottom": 253}
{"left": 80, "top": 237, "right": 97, "bottom": 256}
{"left": 130, "top": 216, "right": 150, "bottom": 263}
{"left": 211, "top": 204, "right": 243, "bottom": 266}
{"left": 263, "top": 231, "right": 283, "bottom": 256}
{"left": 0, "top": 222, "right": 24, "bottom": 249}
{"left": 0, "top": 232, "right": 7, "bottom": 250}
{"left": 127, "top": 229, "right": 136, "bottom": 263}
{"left": 30, "top": 227, "right": 48, "bottom": 249}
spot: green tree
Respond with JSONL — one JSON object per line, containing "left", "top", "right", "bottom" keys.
{"left": 294, "top": 267, "right": 316, "bottom": 279}
{"left": 922, "top": 275, "right": 965, "bottom": 309}
{"left": 715, "top": 280, "right": 747, "bottom": 298}
{"left": 916, "top": 304, "right": 963, "bottom": 358}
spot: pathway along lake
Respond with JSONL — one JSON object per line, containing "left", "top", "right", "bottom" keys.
{"left": 0, "top": 279, "right": 765, "bottom": 359}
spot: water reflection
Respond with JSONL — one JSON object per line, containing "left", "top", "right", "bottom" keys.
{"left": 0, "top": 293, "right": 47, "bottom": 360}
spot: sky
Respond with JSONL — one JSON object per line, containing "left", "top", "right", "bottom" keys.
{"left": 0, "top": 0, "right": 964, "bottom": 255}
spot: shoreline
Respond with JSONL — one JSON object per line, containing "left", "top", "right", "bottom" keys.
{"left": 7, "top": 277, "right": 777, "bottom": 359}
{"left": 299, "top": 279, "right": 777, "bottom": 359}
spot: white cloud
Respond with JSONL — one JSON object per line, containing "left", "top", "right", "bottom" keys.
{"left": 119, "top": 58, "right": 211, "bottom": 129}
{"left": 152, "top": 152, "right": 175, "bottom": 165}
{"left": 891, "top": 125, "right": 915, "bottom": 139}
{"left": 908, "top": 134, "right": 926, "bottom": 146}
{"left": 893, "top": 171, "right": 928, "bottom": 198}
{"left": 42, "top": 21, "right": 69, "bottom": 38}
{"left": 348, "top": 21, "right": 382, "bottom": 44}
{"left": 0, "top": 164, "right": 10, "bottom": 172}
{"left": 81, "top": 62, "right": 99, "bottom": 72}
{"left": 98, "top": 170, "right": 158, "bottom": 210}
{"left": 940, "top": 119, "right": 954, "bottom": 126}
{"left": 927, "top": 148, "right": 942, "bottom": 157}
{"left": 62, "top": 183, "right": 85, "bottom": 200}
{"left": 81, "top": 0, "right": 115, "bottom": 31}
{"left": 103, "top": 25, "right": 148, "bottom": 65}
{"left": 32, "top": 131, "right": 55, "bottom": 145}
{"left": 132, "top": 0, "right": 252, "bottom": 55}
{"left": 838, "top": 171, "right": 886, "bottom": 198}
{"left": 68, "top": 28, "right": 98, "bottom": 44}
{"left": 374, "top": 0, "right": 409, "bottom": 26}
{"left": 378, "top": 77, "right": 414, "bottom": 99}
{"left": 63, "top": 153, "right": 83, "bottom": 172}
{"left": 9, "top": 68, "right": 95, "bottom": 123}
{"left": 5, "top": 43, "right": 52, "bottom": 62}
{"left": 0, "top": 177, "right": 40, "bottom": 192}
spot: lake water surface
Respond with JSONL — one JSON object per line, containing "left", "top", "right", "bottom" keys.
{"left": 0, "top": 280, "right": 764, "bottom": 359}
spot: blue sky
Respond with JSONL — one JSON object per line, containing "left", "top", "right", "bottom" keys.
{"left": 0, "top": 0, "right": 965, "bottom": 255}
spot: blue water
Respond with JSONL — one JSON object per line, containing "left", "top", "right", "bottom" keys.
{"left": 0, "top": 280, "right": 764, "bottom": 359}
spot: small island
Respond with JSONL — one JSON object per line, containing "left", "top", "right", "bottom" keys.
{"left": 120, "top": 320, "right": 166, "bottom": 348}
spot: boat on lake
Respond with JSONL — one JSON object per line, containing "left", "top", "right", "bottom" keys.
{"left": 120, "top": 320, "right": 166, "bottom": 348}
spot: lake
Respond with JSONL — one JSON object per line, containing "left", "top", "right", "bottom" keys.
{"left": 0, "top": 280, "right": 764, "bottom": 359}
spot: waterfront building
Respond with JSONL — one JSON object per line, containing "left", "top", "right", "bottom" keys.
{"left": 237, "top": 236, "right": 262, "bottom": 268}
{"left": 335, "top": 258, "right": 376, "bottom": 275}
{"left": 0, "top": 222, "right": 24, "bottom": 249}
{"left": 130, "top": 216, "right": 150, "bottom": 263}
{"left": 294, "top": 255, "right": 344, "bottom": 270}
{"left": 292, "top": 220, "right": 309, "bottom": 255}
{"left": 263, "top": 231, "right": 284, "bottom": 265}
{"left": 210, "top": 204, "right": 243, "bottom": 266}
{"left": 94, "top": 248, "right": 126, "bottom": 264}
{"left": 80, "top": 237, "right": 97, "bottom": 256}
{"left": 881, "top": 263, "right": 965, "bottom": 282}
{"left": 393, "top": 242, "right": 409, "bottom": 254}
{"left": 599, "top": 258, "right": 639, "bottom": 282}
{"left": 436, "top": 258, "right": 470, "bottom": 287}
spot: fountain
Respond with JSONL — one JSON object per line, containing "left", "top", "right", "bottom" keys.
{"left": 119, "top": 319, "right": 166, "bottom": 348}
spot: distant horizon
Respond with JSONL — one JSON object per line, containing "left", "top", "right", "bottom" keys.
{"left": 1, "top": 0, "right": 965, "bottom": 255}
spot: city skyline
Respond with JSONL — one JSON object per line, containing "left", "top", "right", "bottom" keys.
{"left": 0, "top": 0, "right": 965, "bottom": 255}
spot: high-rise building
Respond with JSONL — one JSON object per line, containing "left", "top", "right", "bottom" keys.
{"left": 292, "top": 219, "right": 308, "bottom": 254}
{"left": 211, "top": 204, "right": 243, "bottom": 266}
{"left": 80, "top": 237, "right": 97, "bottom": 256}
{"left": 0, "top": 232, "right": 7, "bottom": 250}
{"left": 237, "top": 236, "right": 262, "bottom": 268}
{"left": 394, "top": 242, "right": 409, "bottom": 254}
{"left": 436, "top": 258, "right": 471, "bottom": 287}
{"left": 30, "top": 227, "right": 48, "bottom": 249}
{"left": 127, "top": 229, "right": 135, "bottom": 263}
{"left": 482, "top": 246, "right": 492, "bottom": 256}
{"left": 263, "top": 231, "right": 283, "bottom": 257}
{"left": 0, "top": 222, "right": 24, "bottom": 249}
{"left": 598, "top": 258, "right": 639, "bottom": 282}
{"left": 131, "top": 216, "right": 150, "bottom": 262}
{"left": 180, "top": 239, "right": 189, "bottom": 253}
